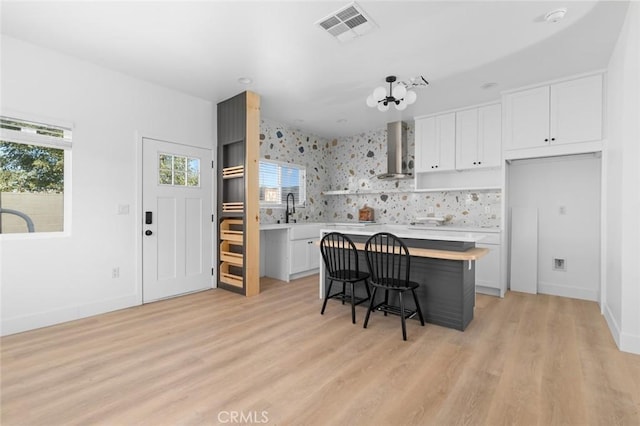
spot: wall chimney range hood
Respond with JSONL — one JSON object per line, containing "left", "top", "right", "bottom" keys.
{"left": 377, "top": 121, "right": 412, "bottom": 180}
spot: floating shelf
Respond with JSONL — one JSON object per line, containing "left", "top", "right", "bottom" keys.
{"left": 322, "top": 186, "right": 502, "bottom": 196}
{"left": 222, "top": 202, "right": 244, "bottom": 213}
{"left": 222, "top": 165, "right": 244, "bottom": 179}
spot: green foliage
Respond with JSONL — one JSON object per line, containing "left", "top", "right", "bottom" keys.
{"left": 0, "top": 141, "right": 64, "bottom": 192}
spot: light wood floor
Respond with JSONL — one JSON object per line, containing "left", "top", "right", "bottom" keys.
{"left": 2, "top": 275, "right": 640, "bottom": 426}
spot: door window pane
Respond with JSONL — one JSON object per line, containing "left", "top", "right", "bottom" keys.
{"left": 158, "top": 153, "right": 200, "bottom": 187}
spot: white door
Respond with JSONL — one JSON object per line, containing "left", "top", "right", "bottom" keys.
{"left": 550, "top": 74, "right": 603, "bottom": 145}
{"left": 436, "top": 113, "right": 456, "bottom": 171}
{"left": 455, "top": 108, "right": 479, "bottom": 170}
{"left": 142, "top": 137, "right": 213, "bottom": 302}
{"left": 505, "top": 85, "right": 550, "bottom": 150}
{"left": 477, "top": 103, "right": 502, "bottom": 168}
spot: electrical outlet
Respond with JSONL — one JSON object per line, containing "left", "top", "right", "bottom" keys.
{"left": 428, "top": 206, "right": 434, "bottom": 214}
{"left": 553, "top": 258, "right": 566, "bottom": 271}
{"left": 112, "top": 267, "right": 120, "bottom": 278}
{"left": 559, "top": 205, "right": 566, "bottom": 215}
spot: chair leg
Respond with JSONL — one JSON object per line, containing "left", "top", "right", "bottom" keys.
{"left": 342, "top": 282, "right": 346, "bottom": 305}
{"left": 350, "top": 282, "right": 356, "bottom": 324}
{"left": 363, "top": 287, "right": 378, "bottom": 329}
{"left": 364, "top": 279, "right": 371, "bottom": 301}
{"left": 399, "top": 292, "right": 407, "bottom": 341}
{"left": 384, "top": 289, "right": 389, "bottom": 316}
{"left": 321, "top": 279, "right": 334, "bottom": 315}
{"left": 411, "top": 288, "right": 425, "bottom": 326}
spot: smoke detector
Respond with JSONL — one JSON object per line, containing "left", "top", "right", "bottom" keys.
{"left": 316, "top": 2, "right": 377, "bottom": 43}
{"left": 545, "top": 8, "right": 567, "bottom": 23}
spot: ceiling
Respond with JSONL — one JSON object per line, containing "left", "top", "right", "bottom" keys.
{"left": 0, "top": 1, "right": 629, "bottom": 138}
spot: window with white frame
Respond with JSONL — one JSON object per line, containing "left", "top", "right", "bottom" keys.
{"left": 259, "top": 159, "right": 306, "bottom": 207}
{"left": 0, "top": 116, "right": 72, "bottom": 234}
{"left": 158, "top": 153, "right": 200, "bottom": 187}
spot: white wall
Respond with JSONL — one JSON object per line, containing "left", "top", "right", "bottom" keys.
{"left": 0, "top": 36, "right": 215, "bottom": 335}
{"left": 605, "top": 3, "right": 640, "bottom": 354}
{"left": 508, "top": 155, "right": 601, "bottom": 301}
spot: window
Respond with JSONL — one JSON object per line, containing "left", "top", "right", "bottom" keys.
{"left": 0, "top": 116, "right": 72, "bottom": 234}
{"left": 158, "top": 153, "right": 200, "bottom": 187}
{"left": 259, "top": 159, "right": 306, "bottom": 207}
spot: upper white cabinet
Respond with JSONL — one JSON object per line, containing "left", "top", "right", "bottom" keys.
{"left": 415, "top": 112, "right": 456, "bottom": 173}
{"left": 455, "top": 103, "right": 502, "bottom": 170}
{"left": 504, "top": 74, "right": 603, "bottom": 151}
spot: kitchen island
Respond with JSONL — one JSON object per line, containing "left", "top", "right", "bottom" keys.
{"left": 319, "top": 224, "right": 489, "bottom": 331}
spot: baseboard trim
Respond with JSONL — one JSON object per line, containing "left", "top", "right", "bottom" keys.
{"left": 603, "top": 303, "right": 622, "bottom": 349}
{"left": 538, "top": 281, "right": 599, "bottom": 302}
{"left": 475, "top": 285, "right": 501, "bottom": 297}
{"left": 620, "top": 331, "right": 640, "bottom": 355}
{"left": 1, "top": 294, "right": 139, "bottom": 336}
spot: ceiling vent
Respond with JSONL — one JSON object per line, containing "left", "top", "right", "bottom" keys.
{"left": 316, "top": 2, "right": 376, "bottom": 43}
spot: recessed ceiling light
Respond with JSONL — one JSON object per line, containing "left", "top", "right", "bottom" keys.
{"left": 237, "top": 77, "right": 253, "bottom": 85}
{"left": 545, "top": 8, "right": 567, "bottom": 23}
{"left": 481, "top": 82, "right": 498, "bottom": 90}
{"left": 294, "top": 119, "right": 305, "bottom": 123}
{"left": 337, "top": 119, "right": 348, "bottom": 124}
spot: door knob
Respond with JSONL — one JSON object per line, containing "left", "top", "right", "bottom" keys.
{"left": 145, "top": 230, "right": 153, "bottom": 236}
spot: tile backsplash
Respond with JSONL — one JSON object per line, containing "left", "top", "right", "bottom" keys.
{"left": 258, "top": 118, "right": 501, "bottom": 228}
{"left": 259, "top": 118, "right": 330, "bottom": 224}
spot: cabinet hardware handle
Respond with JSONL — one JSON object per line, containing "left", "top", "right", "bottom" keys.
{"left": 544, "top": 138, "right": 549, "bottom": 142}
{"left": 551, "top": 137, "right": 555, "bottom": 141}
{"left": 478, "top": 161, "right": 482, "bottom": 164}
{"left": 473, "top": 162, "right": 477, "bottom": 165}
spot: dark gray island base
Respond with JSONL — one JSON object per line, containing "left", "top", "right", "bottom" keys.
{"left": 320, "top": 233, "right": 482, "bottom": 331}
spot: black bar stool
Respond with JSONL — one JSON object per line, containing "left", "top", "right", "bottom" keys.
{"left": 320, "top": 232, "right": 371, "bottom": 324}
{"left": 363, "top": 232, "right": 425, "bottom": 340}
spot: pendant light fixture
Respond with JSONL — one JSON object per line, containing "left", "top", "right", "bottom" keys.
{"left": 366, "top": 76, "right": 417, "bottom": 111}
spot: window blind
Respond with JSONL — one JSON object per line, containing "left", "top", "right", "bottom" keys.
{"left": 259, "top": 159, "right": 306, "bottom": 206}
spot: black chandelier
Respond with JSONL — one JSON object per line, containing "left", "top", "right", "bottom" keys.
{"left": 366, "top": 76, "right": 418, "bottom": 111}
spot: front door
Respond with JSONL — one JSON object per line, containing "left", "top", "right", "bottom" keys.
{"left": 142, "top": 137, "right": 213, "bottom": 302}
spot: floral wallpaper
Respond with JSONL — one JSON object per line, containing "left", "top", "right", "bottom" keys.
{"left": 259, "top": 118, "right": 502, "bottom": 228}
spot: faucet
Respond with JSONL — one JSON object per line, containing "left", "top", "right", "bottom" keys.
{"left": 285, "top": 192, "right": 296, "bottom": 224}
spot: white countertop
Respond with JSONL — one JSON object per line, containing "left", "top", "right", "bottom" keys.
{"left": 260, "top": 222, "right": 500, "bottom": 242}
{"left": 319, "top": 224, "right": 487, "bottom": 242}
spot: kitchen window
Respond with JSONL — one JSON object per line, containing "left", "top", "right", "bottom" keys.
{"left": 259, "top": 159, "right": 306, "bottom": 207}
{"left": 0, "top": 116, "right": 72, "bottom": 234}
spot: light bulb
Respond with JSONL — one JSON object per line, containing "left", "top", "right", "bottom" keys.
{"left": 405, "top": 90, "right": 417, "bottom": 105}
{"left": 373, "top": 86, "right": 387, "bottom": 102}
{"left": 393, "top": 84, "right": 407, "bottom": 100}
{"left": 366, "top": 95, "right": 377, "bottom": 108}
{"left": 395, "top": 101, "right": 407, "bottom": 111}
{"left": 378, "top": 102, "right": 389, "bottom": 112}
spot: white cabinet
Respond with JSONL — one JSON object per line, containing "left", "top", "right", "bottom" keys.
{"left": 289, "top": 238, "right": 320, "bottom": 275}
{"left": 504, "top": 74, "right": 603, "bottom": 151}
{"left": 261, "top": 223, "right": 323, "bottom": 282}
{"left": 415, "top": 112, "right": 456, "bottom": 173}
{"left": 288, "top": 224, "right": 322, "bottom": 277}
{"left": 455, "top": 103, "right": 501, "bottom": 170}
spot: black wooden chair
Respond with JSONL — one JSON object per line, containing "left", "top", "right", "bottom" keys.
{"left": 363, "top": 232, "right": 425, "bottom": 340}
{"left": 320, "top": 232, "right": 371, "bottom": 324}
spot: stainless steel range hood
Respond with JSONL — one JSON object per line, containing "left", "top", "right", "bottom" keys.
{"left": 377, "top": 121, "right": 412, "bottom": 179}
